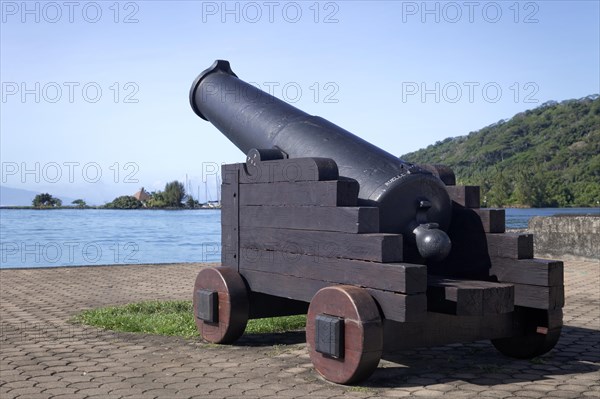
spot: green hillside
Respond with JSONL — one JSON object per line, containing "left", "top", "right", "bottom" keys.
{"left": 402, "top": 95, "right": 600, "bottom": 207}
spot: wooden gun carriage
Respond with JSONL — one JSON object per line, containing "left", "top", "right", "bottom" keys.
{"left": 189, "top": 61, "right": 564, "bottom": 384}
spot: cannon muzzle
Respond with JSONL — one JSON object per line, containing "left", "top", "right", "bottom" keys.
{"left": 190, "top": 60, "right": 452, "bottom": 261}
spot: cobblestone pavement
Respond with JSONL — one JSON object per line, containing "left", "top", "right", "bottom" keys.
{"left": 1, "top": 260, "right": 599, "bottom": 399}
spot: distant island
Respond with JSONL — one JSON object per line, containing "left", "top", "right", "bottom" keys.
{"left": 1, "top": 181, "right": 220, "bottom": 210}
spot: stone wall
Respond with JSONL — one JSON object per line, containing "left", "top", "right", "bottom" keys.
{"left": 528, "top": 215, "right": 599, "bottom": 259}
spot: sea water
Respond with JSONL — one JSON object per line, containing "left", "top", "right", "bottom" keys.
{"left": 1, "top": 207, "right": 596, "bottom": 268}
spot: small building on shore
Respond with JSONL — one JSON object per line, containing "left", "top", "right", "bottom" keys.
{"left": 133, "top": 187, "right": 151, "bottom": 202}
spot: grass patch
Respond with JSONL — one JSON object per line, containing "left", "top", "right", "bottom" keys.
{"left": 245, "top": 314, "right": 306, "bottom": 334}
{"left": 72, "top": 300, "right": 306, "bottom": 338}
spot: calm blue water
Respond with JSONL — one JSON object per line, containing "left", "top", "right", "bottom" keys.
{"left": 1, "top": 207, "right": 597, "bottom": 268}
{"left": 0, "top": 209, "right": 221, "bottom": 268}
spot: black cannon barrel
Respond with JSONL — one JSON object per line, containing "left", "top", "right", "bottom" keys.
{"left": 190, "top": 60, "right": 452, "bottom": 261}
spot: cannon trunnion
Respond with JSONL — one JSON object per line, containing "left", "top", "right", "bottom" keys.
{"left": 189, "top": 61, "right": 564, "bottom": 384}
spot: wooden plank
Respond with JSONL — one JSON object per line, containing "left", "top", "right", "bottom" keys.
{"left": 241, "top": 269, "right": 426, "bottom": 322}
{"left": 382, "top": 312, "right": 515, "bottom": 352}
{"left": 480, "top": 281, "right": 514, "bottom": 314}
{"left": 513, "top": 284, "right": 564, "bottom": 309}
{"left": 220, "top": 174, "right": 239, "bottom": 270}
{"left": 238, "top": 179, "right": 358, "bottom": 207}
{"left": 427, "top": 277, "right": 514, "bottom": 316}
{"left": 487, "top": 233, "right": 534, "bottom": 259}
{"left": 370, "top": 290, "right": 427, "bottom": 322}
{"left": 221, "top": 163, "right": 239, "bottom": 185}
{"left": 239, "top": 227, "right": 403, "bottom": 262}
{"left": 242, "top": 268, "right": 327, "bottom": 302}
{"left": 222, "top": 158, "right": 339, "bottom": 184}
{"left": 220, "top": 183, "right": 235, "bottom": 226}
{"left": 490, "top": 258, "right": 564, "bottom": 287}
{"left": 427, "top": 278, "right": 482, "bottom": 316}
{"left": 248, "top": 292, "right": 308, "bottom": 319}
{"left": 239, "top": 249, "right": 427, "bottom": 294}
{"left": 238, "top": 205, "right": 379, "bottom": 234}
{"left": 474, "top": 208, "right": 505, "bottom": 233}
{"left": 221, "top": 198, "right": 237, "bottom": 269}
{"left": 446, "top": 186, "right": 480, "bottom": 208}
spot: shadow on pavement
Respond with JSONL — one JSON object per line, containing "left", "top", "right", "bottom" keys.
{"left": 230, "top": 324, "right": 599, "bottom": 388}
{"left": 367, "top": 325, "right": 600, "bottom": 388}
{"left": 236, "top": 330, "right": 306, "bottom": 346}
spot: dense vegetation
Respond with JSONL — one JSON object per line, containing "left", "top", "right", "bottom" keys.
{"left": 32, "top": 193, "right": 62, "bottom": 208}
{"left": 24, "top": 180, "right": 205, "bottom": 210}
{"left": 145, "top": 180, "right": 187, "bottom": 208}
{"left": 106, "top": 180, "right": 194, "bottom": 209}
{"left": 105, "top": 195, "right": 142, "bottom": 209}
{"left": 71, "top": 199, "right": 87, "bottom": 208}
{"left": 402, "top": 95, "right": 600, "bottom": 207}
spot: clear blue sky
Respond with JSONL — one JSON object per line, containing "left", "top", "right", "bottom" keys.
{"left": 1, "top": 0, "right": 599, "bottom": 204}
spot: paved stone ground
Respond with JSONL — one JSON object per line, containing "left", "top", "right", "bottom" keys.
{"left": 1, "top": 260, "right": 598, "bottom": 399}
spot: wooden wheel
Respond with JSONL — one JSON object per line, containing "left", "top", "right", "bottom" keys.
{"left": 193, "top": 267, "right": 249, "bottom": 344}
{"left": 306, "top": 285, "right": 383, "bottom": 384}
{"left": 492, "top": 307, "right": 562, "bottom": 359}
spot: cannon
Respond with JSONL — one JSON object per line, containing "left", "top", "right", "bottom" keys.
{"left": 190, "top": 60, "right": 453, "bottom": 262}
{"left": 189, "top": 60, "right": 564, "bottom": 384}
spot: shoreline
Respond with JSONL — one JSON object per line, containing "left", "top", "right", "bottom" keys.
{"left": 2, "top": 206, "right": 597, "bottom": 210}
{"left": 0, "top": 206, "right": 221, "bottom": 210}
{"left": 2, "top": 254, "right": 597, "bottom": 271}
{"left": 0, "top": 261, "right": 217, "bottom": 271}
